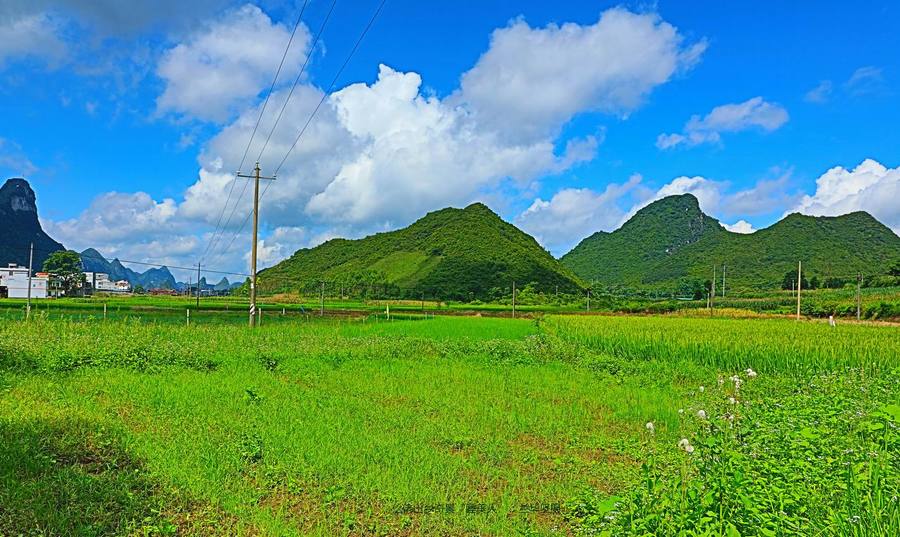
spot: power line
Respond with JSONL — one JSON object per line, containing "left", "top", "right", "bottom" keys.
{"left": 0, "top": 241, "right": 250, "bottom": 278}
{"left": 201, "top": 0, "right": 311, "bottom": 264}
{"left": 256, "top": 0, "right": 339, "bottom": 164}
{"left": 208, "top": 0, "right": 387, "bottom": 267}
{"left": 274, "top": 0, "right": 387, "bottom": 176}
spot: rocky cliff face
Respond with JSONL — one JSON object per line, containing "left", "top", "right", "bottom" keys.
{"left": 0, "top": 178, "right": 65, "bottom": 269}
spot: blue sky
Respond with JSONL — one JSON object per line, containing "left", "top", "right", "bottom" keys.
{"left": 1, "top": 0, "right": 898, "bottom": 279}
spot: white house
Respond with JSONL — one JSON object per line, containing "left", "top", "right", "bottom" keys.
{"left": 0, "top": 264, "right": 48, "bottom": 299}
{"left": 84, "top": 272, "right": 131, "bottom": 294}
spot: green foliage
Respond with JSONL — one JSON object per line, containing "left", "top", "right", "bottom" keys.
{"left": 563, "top": 194, "right": 900, "bottom": 292}
{"left": 255, "top": 203, "right": 585, "bottom": 300}
{"left": 570, "top": 371, "right": 900, "bottom": 536}
{"left": 42, "top": 250, "right": 86, "bottom": 295}
{"left": 1, "top": 314, "right": 898, "bottom": 535}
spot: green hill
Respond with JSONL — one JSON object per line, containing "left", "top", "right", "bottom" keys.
{"left": 258, "top": 202, "right": 584, "bottom": 300}
{"left": 561, "top": 194, "right": 900, "bottom": 292}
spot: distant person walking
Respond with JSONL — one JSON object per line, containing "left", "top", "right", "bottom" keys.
{"left": 828, "top": 315, "right": 836, "bottom": 328}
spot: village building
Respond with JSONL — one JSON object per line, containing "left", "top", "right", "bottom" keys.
{"left": 84, "top": 272, "right": 132, "bottom": 294}
{"left": 0, "top": 264, "right": 49, "bottom": 299}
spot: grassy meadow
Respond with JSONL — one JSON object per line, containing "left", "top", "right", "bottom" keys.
{"left": 0, "top": 313, "right": 898, "bottom": 535}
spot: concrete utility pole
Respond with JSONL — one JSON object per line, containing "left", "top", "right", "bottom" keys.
{"left": 721, "top": 263, "right": 726, "bottom": 298}
{"left": 196, "top": 262, "right": 201, "bottom": 308}
{"left": 237, "top": 163, "right": 276, "bottom": 327}
{"left": 856, "top": 272, "right": 862, "bottom": 321}
{"left": 796, "top": 261, "right": 802, "bottom": 320}
{"left": 320, "top": 281, "right": 325, "bottom": 316}
{"left": 26, "top": 242, "right": 33, "bottom": 320}
{"left": 711, "top": 265, "right": 716, "bottom": 310}
{"left": 586, "top": 288, "right": 591, "bottom": 312}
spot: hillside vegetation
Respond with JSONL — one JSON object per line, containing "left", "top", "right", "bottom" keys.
{"left": 562, "top": 194, "right": 900, "bottom": 292}
{"left": 257, "top": 203, "right": 584, "bottom": 300}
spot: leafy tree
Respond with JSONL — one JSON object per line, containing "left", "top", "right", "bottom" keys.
{"left": 133, "top": 284, "right": 145, "bottom": 294}
{"left": 781, "top": 271, "right": 795, "bottom": 290}
{"left": 42, "top": 250, "right": 85, "bottom": 296}
{"left": 889, "top": 261, "right": 900, "bottom": 277}
{"left": 809, "top": 276, "right": 820, "bottom": 290}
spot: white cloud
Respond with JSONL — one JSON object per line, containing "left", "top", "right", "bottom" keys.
{"left": 804, "top": 80, "right": 832, "bottom": 103}
{"left": 788, "top": 159, "right": 900, "bottom": 233}
{"left": 457, "top": 7, "right": 706, "bottom": 143}
{"left": 155, "top": 4, "right": 310, "bottom": 123}
{"left": 0, "top": 138, "right": 38, "bottom": 176}
{"left": 723, "top": 220, "right": 754, "bottom": 234}
{"left": 1, "top": 1, "right": 232, "bottom": 35}
{"left": 515, "top": 174, "right": 642, "bottom": 255}
{"left": 0, "top": 12, "right": 67, "bottom": 67}
{"left": 844, "top": 66, "right": 885, "bottom": 96}
{"left": 60, "top": 7, "right": 709, "bottom": 272}
{"left": 623, "top": 169, "right": 797, "bottom": 224}
{"left": 657, "top": 97, "right": 788, "bottom": 149}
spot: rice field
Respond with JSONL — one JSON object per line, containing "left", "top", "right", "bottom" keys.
{"left": 0, "top": 314, "right": 897, "bottom": 535}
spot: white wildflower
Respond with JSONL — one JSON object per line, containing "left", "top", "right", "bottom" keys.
{"left": 746, "top": 368, "right": 758, "bottom": 378}
{"left": 697, "top": 409, "right": 707, "bottom": 420}
{"left": 678, "top": 408, "right": 684, "bottom": 414}
{"left": 645, "top": 422, "right": 655, "bottom": 434}
{"left": 699, "top": 385, "right": 705, "bottom": 393}
{"left": 728, "top": 397, "right": 737, "bottom": 405}
{"left": 678, "top": 438, "right": 695, "bottom": 454}
{"left": 718, "top": 377, "right": 725, "bottom": 386}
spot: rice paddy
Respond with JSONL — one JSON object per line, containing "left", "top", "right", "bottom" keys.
{"left": 1, "top": 313, "right": 897, "bottom": 535}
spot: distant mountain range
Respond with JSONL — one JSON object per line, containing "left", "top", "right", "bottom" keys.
{"left": 0, "top": 178, "right": 65, "bottom": 269}
{"left": 5, "top": 177, "right": 899, "bottom": 297}
{"left": 257, "top": 202, "right": 584, "bottom": 300}
{"left": 80, "top": 248, "right": 177, "bottom": 290}
{"left": 561, "top": 194, "right": 900, "bottom": 291}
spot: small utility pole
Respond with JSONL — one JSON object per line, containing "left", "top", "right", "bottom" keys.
{"left": 320, "top": 281, "right": 325, "bottom": 316}
{"left": 236, "top": 163, "right": 276, "bottom": 327}
{"left": 721, "top": 263, "right": 726, "bottom": 298}
{"left": 26, "top": 242, "right": 33, "bottom": 320}
{"left": 511, "top": 281, "right": 516, "bottom": 319}
{"left": 196, "top": 262, "right": 201, "bottom": 309}
{"left": 796, "top": 261, "right": 802, "bottom": 320}
{"left": 856, "top": 272, "right": 862, "bottom": 321}
{"left": 586, "top": 288, "right": 591, "bottom": 312}
{"left": 711, "top": 265, "right": 716, "bottom": 309}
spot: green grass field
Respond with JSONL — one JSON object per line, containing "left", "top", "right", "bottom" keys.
{"left": 1, "top": 314, "right": 898, "bottom": 535}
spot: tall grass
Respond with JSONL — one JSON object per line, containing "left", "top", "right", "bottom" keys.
{"left": 547, "top": 315, "right": 900, "bottom": 374}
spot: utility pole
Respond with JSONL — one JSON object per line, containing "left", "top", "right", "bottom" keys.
{"left": 320, "top": 281, "right": 325, "bottom": 316}
{"left": 196, "top": 262, "right": 201, "bottom": 309}
{"left": 26, "top": 242, "right": 33, "bottom": 320}
{"left": 711, "top": 265, "right": 716, "bottom": 310}
{"left": 586, "top": 288, "right": 591, "bottom": 312}
{"left": 856, "top": 272, "right": 862, "bottom": 321}
{"left": 796, "top": 261, "right": 802, "bottom": 320}
{"left": 236, "top": 163, "right": 276, "bottom": 327}
{"left": 721, "top": 263, "right": 726, "bottom": 298}
{"left": 512, "top": 281, "right": 516, "bottom": 319}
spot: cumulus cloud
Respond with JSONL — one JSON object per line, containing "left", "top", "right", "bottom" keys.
{"left": 0, "top": 12, "right": 67, "bottom": 67}
{"left": 723, "top": 220, "right": 754, "bottom": 233}
{"left": 515, "top": 174, "right": 642, "bottom": 255}
{"left": 622, "top": 169, "right": 798, "bottom": 225}
{"left": 788, "top": 159, "right": 900, "bottom": 233}
{"left": 657, "top": 97, "right": 789, "bottom": 149}
{"left": 156, "top": 4, "right": 310, "bottom": 123}
{"left": 63, "top": 7, "right": 711, "bottom": 272}
{"left": 457, "top": 7, "right": 706, "bottom": 143}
